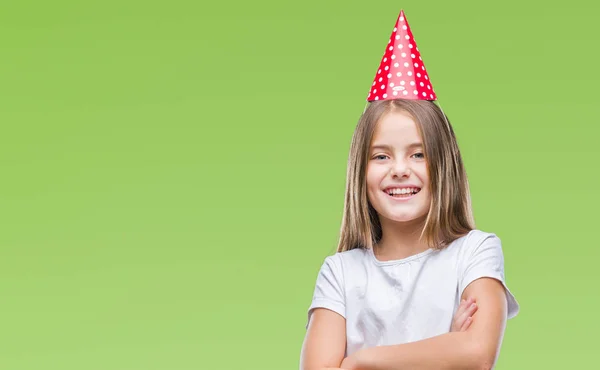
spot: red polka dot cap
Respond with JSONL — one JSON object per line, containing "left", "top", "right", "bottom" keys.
{"left": 367, "top": 10, "right": 437, "bottom": 102}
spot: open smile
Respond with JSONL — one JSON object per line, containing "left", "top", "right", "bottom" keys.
{"left": 383, "top": 186, "right": 421, "bottom": 200}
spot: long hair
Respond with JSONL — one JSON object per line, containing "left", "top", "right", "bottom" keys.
{"left": 336, "top": 99, "right": 475, "bottom": 252}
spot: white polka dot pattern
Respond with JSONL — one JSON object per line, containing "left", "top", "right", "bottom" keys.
{"left": 367, "top": 10, "right": 437, "bottom": 101}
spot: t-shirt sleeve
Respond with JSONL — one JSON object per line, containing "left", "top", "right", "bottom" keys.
{"left": 458, "top": 232, "right": 520, "bottom": 319}
{"left": 306, "top": 255, "right": 346, "bottom": 328}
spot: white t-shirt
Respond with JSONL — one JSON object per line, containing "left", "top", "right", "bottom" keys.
{"left": 306, "top": 229, "right": 519, "bottom": 356}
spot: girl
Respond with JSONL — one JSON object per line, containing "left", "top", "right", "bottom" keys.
{"left": 299, "top": 98, "right": 519, "bottom": 370}
{"left": 300, "top": 11, "right": 519, "bottom": 370}
{"left": 299, "top": 11, "right": 518, "bottom": 368}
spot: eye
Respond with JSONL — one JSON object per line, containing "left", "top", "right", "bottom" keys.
{"left": 373, "top": 154, "right": 390, "bottom": 160}
{"left": 412, "top": 152, "right": 425, "bottom": 159}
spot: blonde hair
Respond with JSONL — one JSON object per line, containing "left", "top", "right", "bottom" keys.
{"left": 337, "top": 99, "right": 475, "bottom": 252}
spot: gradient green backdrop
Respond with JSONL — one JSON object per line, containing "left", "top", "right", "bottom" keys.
{"left": 1, "top": 0, "right": 598, "bottom": 369}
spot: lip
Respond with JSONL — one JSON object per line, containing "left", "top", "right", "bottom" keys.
{"left": 383, "top": 190, "right": 419, "bottom": 201}
{"left": 382, "top": 184, "right": 421, "bottom": 192}
{"left": 382, "top": 185, "right": 422, "bottom": 201}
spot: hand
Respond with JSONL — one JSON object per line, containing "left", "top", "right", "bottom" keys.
{"left": 450, "top": 297, "right": 478, "bottom": 332}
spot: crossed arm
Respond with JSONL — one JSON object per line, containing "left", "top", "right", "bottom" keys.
{"left": 299, "top": 277, "right": 508, "bottom": 370}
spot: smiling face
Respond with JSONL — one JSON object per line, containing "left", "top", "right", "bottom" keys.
{"left": 337, "top": 99, "right": 474, "bottom": 253}
{"left": 366, "top": 110, "right": 431, "bottom": 225}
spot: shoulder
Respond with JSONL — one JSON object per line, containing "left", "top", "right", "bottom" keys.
{"left": 309, "top": 249, "right": 370, "bottom": 310}
{"left": 465, "top": 229, "right": 500, "bottom": 243}
{"left": 437, "top": 229, "right": 506, "bottom": 270}
{"left": 452, "top": 229, "right": 507, "bottom": 283}
{"left": 320, "top": 247, "right": 370, "bottom": 271}
{"left": 315, "top": 248, "right": 371, "bottom": 281}
{"left": 457, "top": 228, "right": 499, "bottom": 244}
{"left": 449, "top": 229, "right": 502, "bottom": 255}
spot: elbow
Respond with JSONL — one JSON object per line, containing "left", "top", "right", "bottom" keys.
{"left": 473, "top": 361, "right": 494, "bottom": 370}
{"left": 466, "top": 340, "right": 498, "bottom": 370}
{"left": 477, "top": 362, "right": 495, "bottom": 370}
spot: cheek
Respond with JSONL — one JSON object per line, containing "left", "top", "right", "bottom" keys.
{"left": 366, "top": 165, "right": 386, "bottom": 188}
{"left": 365, "top": 165, "right": 375, "bottom": 186}
{"left": 416, "top": 165, "right": 430, "bottom": 183}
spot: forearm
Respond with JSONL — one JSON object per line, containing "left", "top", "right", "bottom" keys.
{"left": 355, "top": 332, "right": 493, "bottom": 370}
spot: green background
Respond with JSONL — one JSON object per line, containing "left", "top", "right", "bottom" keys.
{"left": 1, "top": 0, "right": 598, "bottom": 369}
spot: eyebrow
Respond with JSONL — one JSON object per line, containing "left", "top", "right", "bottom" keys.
{"left": 370, "top": 142, "right": 423, "bottom": 151}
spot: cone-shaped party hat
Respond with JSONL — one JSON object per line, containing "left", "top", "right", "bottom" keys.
{"left": 367, "top": 10, "right": 437, "bottom": 101}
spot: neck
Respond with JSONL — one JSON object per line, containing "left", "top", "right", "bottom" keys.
{"left": 374, "top": 216, "right": 430, "bottom": 261}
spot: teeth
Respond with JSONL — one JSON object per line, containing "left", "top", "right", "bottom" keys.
{"left": 387, "top": 187, "right": 420, "bottom": 195}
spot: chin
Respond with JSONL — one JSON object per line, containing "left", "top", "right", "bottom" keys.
{"left": 378, "top": 207, "right": 429, "bottom": 224}
{"left": 386, "top": 214, "right": 426, "bottom": 224}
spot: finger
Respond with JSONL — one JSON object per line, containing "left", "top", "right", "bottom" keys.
{"left": 463, "top": 302, "right": 478, "bottom": 320}
{"left": 457, "top": 302, "right": 478, "bottom": 327}
{"left": 452, "top": 299, "right": 477, "bottom": 331}
{"left": 458, "top": 298, "right": 474, "bottom": 313}
{"left": 455, "top": 299, "right": 468, "bottom": 317}
{"left": 454, "top": 300, "right": 465, "bottom": 316}
{"left": 452, "top": 299, "right": 470, "bottom": 327}
{"left": 460, "top": 317, "right": 471, "bottom": 331}
{"left": 466, "top": 302, "right": 478, "bottom": 316}
{"left": 460, "top": 316, "right": 473, "bottom": 331}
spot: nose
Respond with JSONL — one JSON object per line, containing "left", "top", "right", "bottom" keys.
{"left": 390, "top": 158, "right": 411, "bottom": 178}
